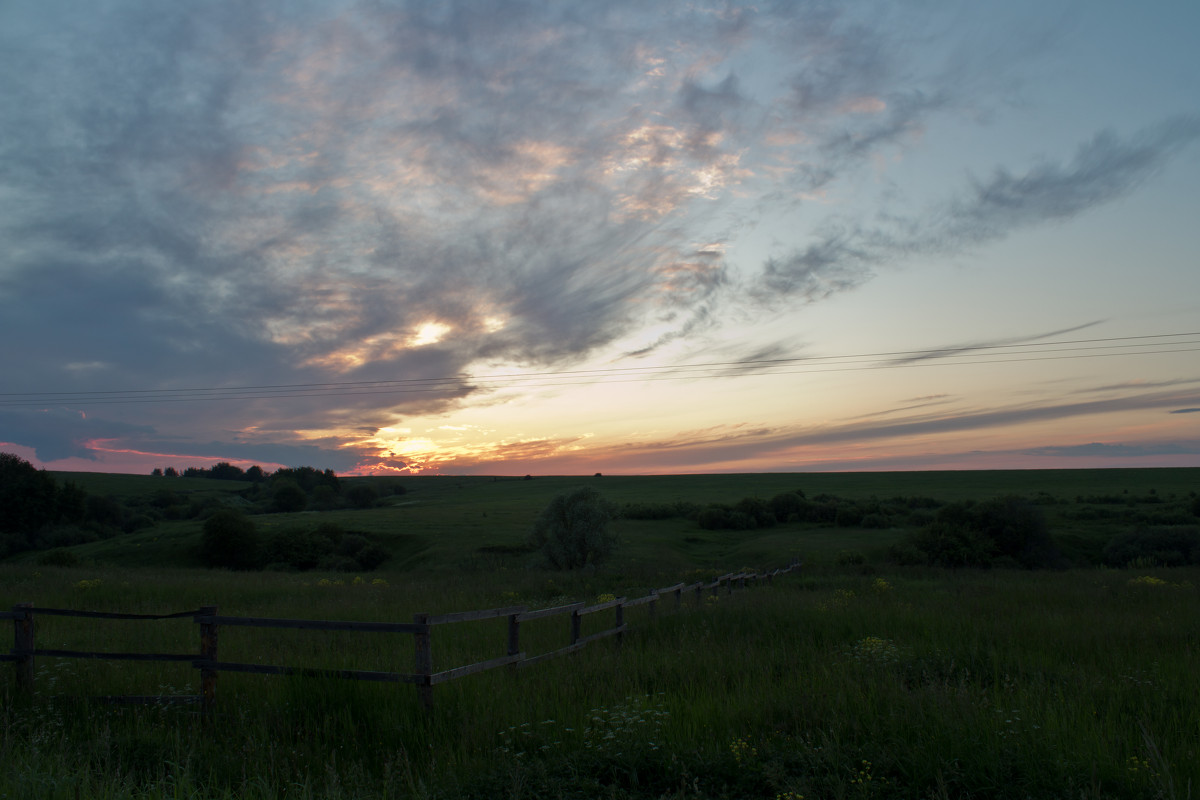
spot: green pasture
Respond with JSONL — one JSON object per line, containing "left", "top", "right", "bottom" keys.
{"left": 2, "top": 469, "right": 1198, "bottom": 798}
{"left": 2, "top": 563, "right": 1198, "bottom": 799}
{"left": 34, "top": 467, "right": 1200, "bottom": 575}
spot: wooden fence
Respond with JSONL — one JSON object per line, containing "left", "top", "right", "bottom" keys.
{"left": 3, "top": 562, "right": 800, "bottom": 711}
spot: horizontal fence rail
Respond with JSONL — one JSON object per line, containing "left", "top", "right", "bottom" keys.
{"left": 7, "top": 562, "right": 800, "bottom": 711}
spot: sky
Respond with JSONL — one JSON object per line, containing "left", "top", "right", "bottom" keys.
{"left": 1, "top": 0, "right": 1198, "bottom": 476}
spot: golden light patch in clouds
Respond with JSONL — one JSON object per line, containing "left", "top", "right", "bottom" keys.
{"left": 474, "top": 140, "right": 574, "bottom": 205}
{"left": 304, "top": 321, "right": 454, "bottom": 371}
{"left": 838, "top": 96, "right": 887, "bottom": 114}
{"left": 352, "top": 422, "right": 594, "bottom": 474}
{"left": 605, "top": 124, "right": 748, "bottom": 219}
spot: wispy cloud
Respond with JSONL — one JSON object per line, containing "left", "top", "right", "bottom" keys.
{"left": 753, "top": 118, "right": 1200, "bottom": 302}
{"left": 0, "top": 2, "right": 1195, "bottom": 471}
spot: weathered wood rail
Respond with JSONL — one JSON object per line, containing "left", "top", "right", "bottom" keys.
{"left": 4, "top": 562, "right": 800, "bottom": 711}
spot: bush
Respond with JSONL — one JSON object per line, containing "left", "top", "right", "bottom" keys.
{"left": 898, "top": 522, "right": 997, "bottom": 568}
{"left": 528, "top": 487, "right": 617, "bottom": 569}
{"left": 345, "top": 483, "right": 378, "bottom": 509}
{"left": 263, "top": 526, "right": 334, "bottom": 571}
{"left": 891, "top": 496, "right": 1061, "bottom": 569}
{"left": 734, "top": 497, "right": 774, "bottom": 528}
{"left": 768, "top": 492, "right": 805, "bottom": 522}
{"left": 270, "top": 479, "right": 308, "bottom": 513}
{"left": 201, "top": 510, "right": 262, "bottom": 570}
{"left": 37, "top": 547, "right": 81, "bottom": 567}
{"left": 696, "top": 506, "right": 731, "bottom": 530}
{"left": 1103, "top": 527, "right": 1200, "bottom": 567}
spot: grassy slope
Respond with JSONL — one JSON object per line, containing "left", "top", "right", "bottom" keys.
{"left": 36, "top": 468, "right": 1200, "bottom": 575}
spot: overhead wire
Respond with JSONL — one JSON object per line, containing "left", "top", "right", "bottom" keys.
{"left": 1, "top": 331, "right": 1197, "bottom": 408}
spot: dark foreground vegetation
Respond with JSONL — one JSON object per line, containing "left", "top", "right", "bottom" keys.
{"left": 2, "top": 461, "right": 1198, "bottom": 798}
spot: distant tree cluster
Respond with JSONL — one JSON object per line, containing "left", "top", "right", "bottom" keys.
{"left": 0, "top": 451, "right": 407, "bottom": 564}
{"left": 151, "top": 463, "right": 405, "bottom": 515}
{"left": 201, "top": 511, "right": 388, "bottom": 572}
{"left": 0, "top": 452, "right": 149, "bottom": 558}
{"left": 621, "top": 490, "right": 941, "bottom": 532}
{"left": 622, "top": 482, "right": 1200, "bottom": 570}
{"left": 888, "top": 496, "right": 1063, "bottom": 569}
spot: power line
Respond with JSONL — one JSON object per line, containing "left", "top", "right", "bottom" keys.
{"left": 1, "top": 331, "right": 1197, "bottom": 408}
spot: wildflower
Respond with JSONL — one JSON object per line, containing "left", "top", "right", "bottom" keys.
{"left": 352, "top": 576, "right": 364, "bottom": 585}
{"left": 1129, "top": 575, "right": 1167, "bottom": 586}
{"left": 729, "top": 737, "right": 757, "bottom": 764}
{"left": 74, "top": 579, "right": 102, "bottom": 590}
{"left": 872, "top": 577, "right": 892, "bottom": 593}
{"left": 845, "top": 636, "right": 901, "bottom": 665}
{"left": 597, "top": 593, "right": 616, "bottom": 603}
{"left": 371, "top": 578, "right": 388, "bottom": 586}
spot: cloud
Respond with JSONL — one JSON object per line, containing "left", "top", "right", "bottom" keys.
{"left": 753, "top": 117, "right": 1200, "bottom": 302}
{"left": 1022, "top": 441, "right": 1200, "bottom": 458}
{"left": 883, "top": 322, "right": 1104, "bottom": 365}
{"left": 1, "top": 2, "right": 1194, "bottom": 473}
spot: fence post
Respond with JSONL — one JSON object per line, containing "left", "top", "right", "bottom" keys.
{"left": 673, "top": 585, "right": 682, "bottom": 609}
{"left": 648, "top": 590, "right": 658, "bottom": 622}
{"left": 198, "top": 605, "right": 218, "bottom": 714}
{"left": 507, "top": 611, "right": 521, "bottom": 670}
{"left": 570, "top": 607, "right": 581, "bottom": 646}
{"left": 413, "top": 613, "right": 433, "bottom": 710}
{"left": 13, "top": 603, "right": 33, "bottom": 697}
{"left": 615, "top": 600, "right": 625, "bottom": 647}
{"left": 694, "top": 583, "right": 703, "bottom": 606}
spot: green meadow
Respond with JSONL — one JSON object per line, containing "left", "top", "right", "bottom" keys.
{"left": 2, "top": 468, "right": 1199, "bottom": 799}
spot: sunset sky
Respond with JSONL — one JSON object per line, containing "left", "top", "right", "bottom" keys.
{"left": 2, "top": 1, "right": 1198, "bottom": 476}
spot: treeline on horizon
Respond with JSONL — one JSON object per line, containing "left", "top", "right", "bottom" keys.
{"left": 0, "top": 453, "right": 403, "bottom": 569}
{"left": 3, "top": 450, "right": 1199, "bottom": 573}
{"left": 618, "top": 486, "right": 1200, "bottom": 570}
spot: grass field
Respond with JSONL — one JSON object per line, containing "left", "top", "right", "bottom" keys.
{"left": 2, "top": 469, "right": 1199, "bottom": 798}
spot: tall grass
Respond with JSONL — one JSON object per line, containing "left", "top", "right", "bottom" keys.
{"left": 3, "top": 564, "right": 1198, "bottom": 799}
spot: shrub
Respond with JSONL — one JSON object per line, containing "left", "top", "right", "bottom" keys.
{"left": 528, "top": 487, "right": 617, "bottom": 569}
{"left": 835, "top": 506, "right": 864, "bottom": 528}
{"left": 972, "top": 496, "right": 1058, "bottom": 568}
{"left": 768, "top": 492, "right": 804, "bottom": 522}
{"left": 1103, "top": 527, "right": 1200, "bottom": 567}
{"left": 734, "top": 497, "right": 774, "bottom": 528}
{"left": 270, "top": 479, "right": 308, "bottom": 513}
{"left": 201, "top": 510, "right": 262, "bottom": 570}
{"left": 899, "top": 522, "right": 997, "bottom": 568}
{"left": 37, "top": 547, "right": 80, "bottom": 567}
{"left": 263, "top": 526, "right": 334, "bottom": 571}
{"left": 696, "top": 506, "right": 731, "bottom": 530}
{"left": 345, "top": 483, "right": 379, "bottom": 509}
{"left": 891, "top": 496, "right": 1061, "bottom": 569}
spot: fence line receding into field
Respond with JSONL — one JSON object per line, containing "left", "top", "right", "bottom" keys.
{"left": 5, "top": 562, "right": 800, "bottom": 711}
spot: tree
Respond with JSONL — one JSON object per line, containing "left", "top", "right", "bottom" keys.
{"left": 345, "top": 483, "right": 378, "bottom": 509}
{"left": 201, "top": 510, "right": 262, "bottom": 570}
{"left": 0, "top": 452, "right": 62, "bottom": 547}
{"left": 528, "top": 487, "right": 617, "bottom": 569}
{"left": 270, "top": 479, "right": 308, "bottom": 513}
{"left": 210, "top": 461, "right": 246, "bottom": 481}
